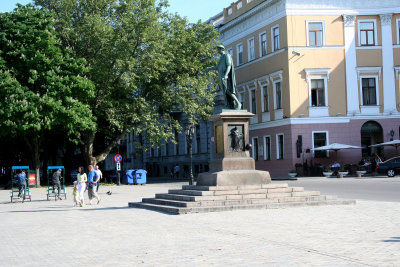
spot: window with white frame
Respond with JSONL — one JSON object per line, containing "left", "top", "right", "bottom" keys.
{"left": 307, "top": 21, "right": 324, "bottom": 46}
{"left": 260, "top": 32, "right": 267, "bottom": 56}
{"left": 272, "top": 26, "right": 280, "bottom": 51}
{"left": 313, "top": 132, "right": 328, "bottom": 158}
{"left": 263, "top": 136, "right": 271, "bottom": 160}
{"left": 228, "top": 7, "right": 232, "bottom": 15}
{"left": 250, "top": 88, "right": 257, "bottom": 114}
{"left": 237, "top": 43, "right": 243, "bottom": 65}
{"left": 358, "top": 20, "right": 376, "bottom": 46}
{"left": 397, "top": 19, "right": 400, "bottom": 45}
{"left": 248, "top": 38, "right": 255, "bottom": 61}
{"left": 252, "top": 137, "right": 259, "bottom": 161}
{"left": 276, "top": 134, "right": 284, "bottom": 159}
{"left": 361, "top": 77, "right": 377, "bottom": 105}
{"left": 274, "top": 81, "right": 282, "bottom": 109}
{"left": 237, "top": 1, "right": 242, "bottom": 9}
{"left": 311, "top": 79, "right": 325, "bottom": 106}
{"left": 262, "top": 85, "right": 269, "bottom": 112}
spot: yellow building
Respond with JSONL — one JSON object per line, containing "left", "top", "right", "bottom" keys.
{"left": 215, "top": 0, "right": 400, "bottom": 177}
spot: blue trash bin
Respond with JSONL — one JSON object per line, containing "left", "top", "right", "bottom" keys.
{"left": 125, "top": 170, "right": 136, "bottom": 185}
{"left": 135, "top": 169, "right": 147, "bottom": 184}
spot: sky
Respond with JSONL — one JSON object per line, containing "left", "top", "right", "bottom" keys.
{"left": 0, "top": 0, "right": 233, "bottom": 23}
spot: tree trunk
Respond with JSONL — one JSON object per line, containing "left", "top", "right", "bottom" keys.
{"left": 24, "top": 136, "right": 41, "bottom": 187}
{"left": 82, "top": 130, "right": 128, "bottom": 169}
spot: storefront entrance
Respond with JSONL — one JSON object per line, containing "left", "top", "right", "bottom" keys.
{"left": 360, "top": 121, "right": 383, "bottom": 157}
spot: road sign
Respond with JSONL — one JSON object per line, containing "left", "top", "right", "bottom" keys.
{"left": 114, "top": 154, "right": 122, "bottom": 163}
{"left": 116, "top": 162, "right": 121, "bottom": 171}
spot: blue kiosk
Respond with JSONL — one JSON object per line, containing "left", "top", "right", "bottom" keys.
{"left": 126, "top": 169, "right": 147, "bottom": 185}
{"left": 10, "top": 166, "right": 31, "bottom": 203}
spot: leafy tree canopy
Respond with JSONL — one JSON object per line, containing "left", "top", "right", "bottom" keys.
{"left": 0, "top": 4, "right": 96, "bottom": 184}
{"left": 34, "top": 0, "right": 219, "bottom": 165}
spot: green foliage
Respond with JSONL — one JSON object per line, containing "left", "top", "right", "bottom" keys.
{"left": 34, "top": 0, "right": 219, "bottom": 160}
{"left": 0, "top": 4, "right": 95, "bottom": 142}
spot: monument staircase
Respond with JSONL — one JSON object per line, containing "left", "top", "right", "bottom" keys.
{"left": 129, "top": 183, "right": 356, "bottom": 214}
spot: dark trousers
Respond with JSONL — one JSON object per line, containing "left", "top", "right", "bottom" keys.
{"left": 18, "top": 183, "right": 26, "bottom": 199}
{"left": 52, "top": 182, "right": 61, "bottom": 197}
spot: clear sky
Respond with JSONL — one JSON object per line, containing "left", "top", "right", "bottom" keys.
{"left": 0, "top": 0, "right": 232, "bottom": 23}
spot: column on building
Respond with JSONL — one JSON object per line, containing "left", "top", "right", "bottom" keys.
{"left": 343, "top": 15, "right": 359, "bottom": 115}
{"left": 380, "top": 14, "right": 397, "bottom": 114}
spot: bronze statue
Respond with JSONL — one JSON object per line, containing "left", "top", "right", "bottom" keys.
{"left": 229, "top": 126, "right": 242, "bottom": 152}
{"left": 206, "top": 45, "right": 242, "bottom": 110}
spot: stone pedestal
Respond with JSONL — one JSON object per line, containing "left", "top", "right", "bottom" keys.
{"left": 197, "top": 110, "right": 271, "bottom": 186}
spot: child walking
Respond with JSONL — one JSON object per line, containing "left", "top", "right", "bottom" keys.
{"left": 72, "top": 181, "right": 79, "bottom": 207}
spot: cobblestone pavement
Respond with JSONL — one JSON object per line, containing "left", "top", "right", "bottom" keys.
{"left": 0, "top": 180, "right": 399, "bottom": 267}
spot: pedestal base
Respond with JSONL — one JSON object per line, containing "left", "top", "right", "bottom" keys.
{"left": 197, "top": 170, "right": 271, "bottom": 186}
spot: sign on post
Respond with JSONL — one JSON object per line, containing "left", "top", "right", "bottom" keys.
{"left": 116, "top": 162, "right": 121, "bottom": 171}
{"left": 114, "top": 154, "right": 122, "bottom": 163}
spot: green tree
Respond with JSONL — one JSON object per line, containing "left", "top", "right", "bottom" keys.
{"left": 0, "top": 5, "right": 95, "bottom": 186}
{"left": 34, "top": 0, "right": 218, "bottom": 166}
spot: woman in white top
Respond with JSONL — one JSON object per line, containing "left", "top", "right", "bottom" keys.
{"left": 76, "top": 166, "right": 87, "bottom": 207}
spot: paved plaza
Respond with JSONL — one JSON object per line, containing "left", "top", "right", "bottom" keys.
{"left": 0, "top": 178, "right": 399, "bottom": 266}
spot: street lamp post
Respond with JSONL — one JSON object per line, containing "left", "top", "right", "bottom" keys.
{"left": 185, "top": 122, "right": 195, "bottom": 185}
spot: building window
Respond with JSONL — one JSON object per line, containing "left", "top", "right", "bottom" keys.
{"left": 248, "top": 38, "right": 255, "bottom": 61}
{"left": 260, "top": 32, "right": 267, "bottom": 56}
{"left": 358, "top": 20, "right": 376, "bottom": 46}
{"left": 174, "top": 130, "right": 179, "bottom": 155}
{"left": 252, "top": 137, "right": 258, "bottom": 161}
{"left": 227, "top": 7, "right": 232, "bottom": 15}
{"left": 237, "top": 1, "right": 242, "bottom": 9}
{"left": 275, "top": 82, "right": 282, "bottom": 109}
{"left": 250, "top": 89, "right": 257, "bottom": 114}
{"left": 308, "top": 21, "right": 323, "bottom": 46}
{"left": 397, "top": 19, "right": 400, "bottom": 44}
{"left": 237, "top": 43, "right": 243, "bottom": 65}
{"left": 361, "top": 78, "right": 377, "bottom": 105}
{"left": 272, "top": 26, "right": 279, "bottom": 51}
{"left": 313, "top": 132, "right": 328, "bottom": 158}
{"left": 195, "top": 125, "right": 200, "bottom": 154}
{"left": 311, "top": 79, "right": 325, "bottom": 106}
{"left": 262, "top": 85, "right": 269, "bottom": 112}
{"left": 276, "top": 134, "right": 284, "bottom": 159}
{"left": 263, "top": 136, "right": 271, "bottom": 160}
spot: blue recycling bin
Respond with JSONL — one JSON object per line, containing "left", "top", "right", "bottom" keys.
{"left": 135, "top": 169, "right": 147, "bottom": 184}
{"left": 125, "top": 170, "right": 135, "bottom": 184}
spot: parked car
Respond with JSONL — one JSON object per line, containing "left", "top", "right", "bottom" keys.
{"left": 376, "top": 156, "right": 400, "bottom": 177}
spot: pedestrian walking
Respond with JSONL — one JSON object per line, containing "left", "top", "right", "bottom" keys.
{"left": 87, "top": 165, "right": 101, "bottom": 205}
{"left": 77, "top": 166, "right": 87, "bottom": 207}
{"left": 174, "top": 164, "right": 180, "bottom": 179}
{"left": 52, "top": 169, "right": 63, "bottom": 200}
{"left": 95, "top": 165, "right": 103, "bottom": 192}
{"left": 72, "top": 181, "right": 79, "bottom": 207}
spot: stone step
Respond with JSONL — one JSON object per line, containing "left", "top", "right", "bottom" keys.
{"left": 168, "top": 187, "right": 306, "bottom": 197}
{"left": 144, "top": 197, "right": 282, "bottom": 207}
{"left": 155, "top": 193, "right": 226, "bottom": 202}
{"left": 168, "top": 189, "right": 215, "bottom": 196}
{"left": 182, "top": 183, "right": 289, "bottom": 191}
{"left": 129, "top": 199, "right": 356, "bottom": 215}
{"left": 128, "top": 202, "right": 181, "bottom": 214}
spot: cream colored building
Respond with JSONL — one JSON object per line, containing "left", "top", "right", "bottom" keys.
{"left": 216, "top": 0, "right": 400, "bottom": 177}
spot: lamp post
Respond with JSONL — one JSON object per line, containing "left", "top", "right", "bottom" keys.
{"left": 185, "top": 122, "right": 195, "bottom": 185}
{"left": 390, "top": 129, "right": 395, "bottom": 141}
